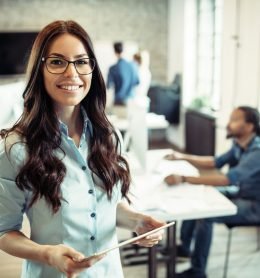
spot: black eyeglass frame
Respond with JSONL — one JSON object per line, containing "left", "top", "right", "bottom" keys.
{"left": 41, "top": 56, "right": 96, "bottom": 75}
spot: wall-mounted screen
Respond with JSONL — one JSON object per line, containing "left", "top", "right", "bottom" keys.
{"left": 0, "top": 32, "right": 38, "bottom": 75}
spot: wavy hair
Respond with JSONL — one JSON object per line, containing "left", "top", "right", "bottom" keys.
{"left": 0, "top": 20, "right": 131, "bottom": 213}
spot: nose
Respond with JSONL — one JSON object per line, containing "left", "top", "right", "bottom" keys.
{"left": 64, "top": 62, "right": 78, "bottom": 77}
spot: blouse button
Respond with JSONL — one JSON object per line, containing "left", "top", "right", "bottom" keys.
{"left": 88, "top": 189, "right": 94, "bottom": 194}
{"left": 90, "top": 236, "right": 95, "bottom": 241}
{"left": 91, "top": 212, "right": 96, "bottom": 218}
{"left": 82, "top": 166, "right": 87, "bottom": 171}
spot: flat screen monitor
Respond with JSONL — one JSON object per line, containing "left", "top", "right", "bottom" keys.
{"left": 0, "top": 32, "right": 38, "bottom": 75}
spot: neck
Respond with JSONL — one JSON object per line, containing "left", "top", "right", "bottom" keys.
{"left": 235, "top": 133, "right": 256, "bottom": 149}
{"left": 56, "top": 105, "right": 82, "bottom": 134}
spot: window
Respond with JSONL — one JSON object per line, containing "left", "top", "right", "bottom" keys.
{"left": 183, "top": 0, "right": 223, "bottom": 111}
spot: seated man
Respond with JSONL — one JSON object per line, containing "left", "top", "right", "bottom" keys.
{"left": 164, "top": 106, "right": 260, "bottom": 278}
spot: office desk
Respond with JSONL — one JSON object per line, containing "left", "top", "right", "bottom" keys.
{"left": 127, "top": 149, "right": 237, "bottom": 278}
{"left": 108, "top": 113, "right": 169, "bottom": 132}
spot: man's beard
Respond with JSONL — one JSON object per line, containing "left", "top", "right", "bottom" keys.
{"left": 226, "top": 132, "right": 233, "bottom": 139}
{"left": 226, "top": 130, "right": 242, "bottom": 139}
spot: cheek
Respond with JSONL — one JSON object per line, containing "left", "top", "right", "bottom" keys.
{"left": 83, "top": 76, "right": 93, "bottom": 91}
{"left": 43, "top": 73, "right": 57, "bottom": 94}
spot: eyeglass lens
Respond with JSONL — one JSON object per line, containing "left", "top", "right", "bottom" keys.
{"left": 45, "top": 57, "right": 95, "bottom": 75}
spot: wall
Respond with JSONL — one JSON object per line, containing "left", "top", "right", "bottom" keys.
{"left": 167, "top": 0, "right": 184, "bottom": 83}
{"left": 167, "top": 0, "right": 260, "bottom": 152}
{"left": 0, "top": 0, "right": 168, "bottom": 82}
{"left": 216, "top": 0, "right": 260, "bottom": 155}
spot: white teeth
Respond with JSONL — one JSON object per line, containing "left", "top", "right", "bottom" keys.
{"left": 60, "top": 85, "right": 81, "bottom": 91}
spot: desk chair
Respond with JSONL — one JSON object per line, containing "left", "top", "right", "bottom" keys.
{"left": 223, "top": 222, "right": 260, "bottom": 278}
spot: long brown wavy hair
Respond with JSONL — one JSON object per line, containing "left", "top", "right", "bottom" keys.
{"left": 0, "top": 20, "right": 131, "bottom": 213}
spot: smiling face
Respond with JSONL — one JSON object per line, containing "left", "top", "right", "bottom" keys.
{"left": 43, "top": 33, "right": 93, "bottom": 111}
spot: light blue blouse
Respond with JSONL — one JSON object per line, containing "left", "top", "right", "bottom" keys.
{"left": 0, "top": 109, "right": 124, "bottom": 278}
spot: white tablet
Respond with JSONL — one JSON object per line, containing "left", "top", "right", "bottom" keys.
{"left": 82, "top": 221, "right": 175, "bottom": 261}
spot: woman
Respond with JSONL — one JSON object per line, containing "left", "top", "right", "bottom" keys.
{"left": 0, "top": 20, "right": 165, "bottom": 278}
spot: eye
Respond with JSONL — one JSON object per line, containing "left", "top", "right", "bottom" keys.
{"left": 48, "top": 58, "right": 66, "bottom": 66}
{"left": 76, "top": 59, "right": 89, "bottom": 65}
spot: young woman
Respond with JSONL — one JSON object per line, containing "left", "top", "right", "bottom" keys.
{"left": 0, "top": 20, "right": 165, "bottom": 278}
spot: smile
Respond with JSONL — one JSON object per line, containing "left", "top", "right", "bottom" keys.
{"left": 57, "top": 85, "right": 83, "bottom": 91}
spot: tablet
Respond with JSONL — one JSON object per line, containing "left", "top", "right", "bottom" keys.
{"left": 82, "top": 221, "right": 175, "bottom": 261}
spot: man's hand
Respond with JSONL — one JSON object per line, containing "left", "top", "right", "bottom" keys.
{"left": 164, "top": 150, "right": 184, "bottom": 161}
{"left": 164, "top": 174, "right": 183, "bottom": 185}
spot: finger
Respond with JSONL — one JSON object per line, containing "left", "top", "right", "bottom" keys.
{"left": 137, "top": 242, "right": 158, "bottom": 247}
{"left": 135, "top": 237, "right": 161, "bottom": 246}
{"left": 63, "top": 247, "right": 85, "bottom": 263}
{"left": 77, "top": 253, "right": 106, "bottom": 267}
{"left": 164, "top": 154, "right": 173, "bottom": 160}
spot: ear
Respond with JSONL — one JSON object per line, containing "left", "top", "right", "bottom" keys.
{"left": 246, "top": 122, "right": 254, "bottom": 133}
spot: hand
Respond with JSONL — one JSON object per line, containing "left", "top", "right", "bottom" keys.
{"left": 133, "top": 215, "right": 165, "bottom": 247}
{"left": 164, "top": 174, "right": 183, "bottom": 185}
{"left": 164, "top": 150, "right": 183, "bottom": 161}
{"left": 45, "top": 244, "right": 105, "bottom": 277}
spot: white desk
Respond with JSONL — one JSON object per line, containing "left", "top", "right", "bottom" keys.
{"left": 126, "top": 149, "right": 237, "bottom": 278}
{"left": 108, "top": 113, "right": 169, "bottom": 132}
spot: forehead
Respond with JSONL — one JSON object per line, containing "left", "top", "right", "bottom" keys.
{"left": 230, "top": 109, "right": 245, "bottom": 120}
{"left": 46, "top": 33, "right": 88, "bottom": 56}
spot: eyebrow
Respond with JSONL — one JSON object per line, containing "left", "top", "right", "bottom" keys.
{"left": 48, "top": 53, "right": 89, "bottom": 59}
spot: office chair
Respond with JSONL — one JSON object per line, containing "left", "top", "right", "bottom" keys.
{"left": 223, "top": 222, "right": 260, "bottom": 278}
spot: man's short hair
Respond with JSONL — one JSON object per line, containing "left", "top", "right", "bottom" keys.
{"left": 113, "top": 42, "right": 123, "bottom": 54}
{"left": 238, "top": 106, "right": 260, "bottom": 135}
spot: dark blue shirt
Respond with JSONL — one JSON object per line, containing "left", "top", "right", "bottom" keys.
{"left": 107, "top": 58, "right": 139, "bottom": 104}
{"left": 215, "top": 136, "right": 260, "bottom": 200}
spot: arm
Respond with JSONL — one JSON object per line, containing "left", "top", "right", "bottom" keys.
{"left": 164, "top": 172, "right": 230, "bottom": 186}
{"left": 116, "top": 201, "right": 165, "bottom": 247}
{"left": 0, "top": 231, "right": 104, "bottom": 277}
{"left": 164, "top": 150, "right": 215, "bottom": 169}
{"left": 107, "top": 67, "right": 113, "bottom": 89}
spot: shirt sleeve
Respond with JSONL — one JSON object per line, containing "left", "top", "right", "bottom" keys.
{"left": 0, "top": 141, "right": 28, "bottom": 237}
{"left": 107, "top": 67, "right": 114, "bottom": 89}
{"left": 214, "top": 147, "right": 235, "bottom": 169}
{"left": 226, "top": 149, "right": 260, "bottom": 185}
{"left": 131, "top": 63, "right": 140, "bottom": 86}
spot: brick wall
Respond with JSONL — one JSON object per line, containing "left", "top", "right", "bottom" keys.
{"left": 0, "top": 0, "right": 168, "bottom": 82}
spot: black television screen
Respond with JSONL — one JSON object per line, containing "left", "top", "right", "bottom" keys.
{"left": 0, "top": 32, "right": 38, "bottom": 75}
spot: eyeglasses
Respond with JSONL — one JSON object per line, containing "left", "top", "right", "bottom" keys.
{"left": 42, "top": 56, "right": 95, "bottom": 75}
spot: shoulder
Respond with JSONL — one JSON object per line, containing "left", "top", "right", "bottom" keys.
{"left": 0, "top": 132, "right": 27, "bottom": 171}
{"left": 251, "top": 136, "right": 260, "bottom": 149}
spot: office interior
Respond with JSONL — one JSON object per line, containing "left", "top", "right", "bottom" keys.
{"left": 0, "top": 0, "right": 260, "bottom": 277}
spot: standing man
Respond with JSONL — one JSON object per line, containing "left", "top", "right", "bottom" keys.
{"left": 107, "top": 42, "right": 139, "bottom": 106}
{"left": 164, "top": 106, "right": 260, "bottom": 278}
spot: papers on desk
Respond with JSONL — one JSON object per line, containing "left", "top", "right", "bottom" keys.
{"left": 153, "top": 159, "right": 199, "bottom": 177}
{"left": 132, "top": 183, "right": 237, "bottom": 221}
